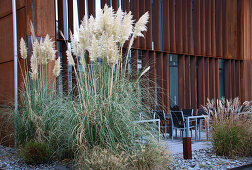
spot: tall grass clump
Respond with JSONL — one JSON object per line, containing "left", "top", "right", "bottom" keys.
{"left": 17, "top": 5, "right": 171, "bottom": 168}
{"left": 66, "top": 5, "right": 169, "bottom": 168}
{"left": 204, "top": 98, "right": 252, "bottom": 158}
{"left": 17, "top": 24, "right": 77, "bottom": 159}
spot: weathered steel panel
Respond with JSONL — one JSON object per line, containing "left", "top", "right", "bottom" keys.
{"left": 153, "top": 0, "right": 160, "bottom": 50}
{"left": 216, "top": 0, "right": 223, "bottom": 57}
{"left": 0, "top": 0, "right": 25, "bottom": 19}
{"left": 185, "top": 55, "right": 191, "bottom": 108}
{"left": 78, "top": 0, "right": 85, "bottom": 24}
{"left": 176, "top": 0, "right": 183, "bottom": 53}
{"left": 163, "top": 53, "right": 169, "bottom": 111}
{"left": 211, "top": 0, "right": 216, "bottom": 57}
{"left": 187, "top": 0, "right": 193, "bottom": 55}
{"left": 224, "top": 60, "right": 232, "bottom": 99}
{"left": 149, "top": 51, "right": 156, "bottom": 109}
{"left": 0, "top": 8, "right": 26, "bottom": 63}
{"left": 170, "top": 0, "right": 176, "bottom": 53}
{"left": 178, "top": 55, "right": 185, "bottom": 109}
{"left": 198, "top": 57, "right": 205, "bottom": 106}
{"left": 205, "top": 0, "right": 211, "bottom": 56}
{"left": 145, "top": 0, "right": 151, "bottom": 50}
{"left": 132, "top": 0, "right": 140, "bottom": 48}
{"left": 200, "top": 0, "right": 206, "bottom": 56}
{"left": 36, "top": 0, "right": 56, "bottom": 37}
{"left": 88, "top": 0, "right": 95, "bottom": 16}
{"left": 215, "top": 59, "right": 220, "bottom": 99}
{"left": 156, "top": 52, "right": 164, "bottom": 110}
{"left": 163, "top": 0, "right": 170, "bottom": 52}
{"left": 112, "top": 0, "right": 118, "bottom": 10}
{"left": 139, "top": 0, "right": 146, "bottom": 49}
{"left": 182, "top": 0, "right": 188, "bottom": 54}
{"left": 204, "top": 57, "right": 209, "bottom": 100}
{"left": 190, "top": 56, "right": 197, "bottom": 113}
{"left": 193, "top": 0, "right": 201, "bottom": 56}
{"left": 209, "top": 58, "right": 216, "bottom": 100}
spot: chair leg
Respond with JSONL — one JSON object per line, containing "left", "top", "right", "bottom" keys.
{"left": 199, "top": 120, "right": 201, "bottom": 140}
{"left": 165, "top": 121, "right": 167, "bottom": 139}
{"left": 195, "top": 120, "right": 198, "bottom": 141}
{"left": 172, "top": 128, "right": 173, "bottom": 141}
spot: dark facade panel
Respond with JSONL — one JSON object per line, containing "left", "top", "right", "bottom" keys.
{"left": 156, "top": 52, "right": 164, "bottom": 110}
{"left": 175, "top": 0, "right": 183, "bottom": 54}
{"left": 145, "top": 0, "right": 152, "bottom": 50}
{"left": 163, "top": 53, "right": 169, "bottom": 111}
{"left": 178, "top": 55, "right": 185, "bottom": 109}
{"left": 153, "top": 0, "right": 160, "bottom": 50}
{"left": 139, "top": 0, "right": 146, "bottom": 49}
{"left": 163, "top": 0, "right": 170, "bottom": 52}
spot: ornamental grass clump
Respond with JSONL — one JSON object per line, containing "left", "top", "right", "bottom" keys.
{"left": 204, "top": 98, "right": 252, "bottom": 158}
{"left": 67, "top": 5, "right": 168, "bottom": 167}
{"left": 16, "top": 24, "right": 77, "bottom": 159}
{"left": 16, "top": 5, "right": 170, "bottom": 168}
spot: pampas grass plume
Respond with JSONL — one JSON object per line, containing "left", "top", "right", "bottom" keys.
{"left": 66, "top": 50, "right": 75, "bottom": 66}
{"left": 20, "top": 38, "right": 27, "bottom": 59}
{"left": 133, "top": 12, "right": 149, "bottom": 37}
{"left": 53, "top": 57, "right": 61, "bottom": 77}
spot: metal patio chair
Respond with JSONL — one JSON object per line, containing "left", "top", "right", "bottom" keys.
{"left": 152, "top": 110, "right": 169, "bottom": 139}
{"left": 170, "top": 110, "right": 195, "bottom": 140}
{"left": 197, "top": 108, "right": 209, "bottom": 140}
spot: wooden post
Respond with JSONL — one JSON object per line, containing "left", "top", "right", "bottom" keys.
{"left": 183, "top": 137, "right": 192, "bottom": 159}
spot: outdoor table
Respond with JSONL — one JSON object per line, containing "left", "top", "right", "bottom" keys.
{"left": 185, "top": 115, "right": 209, "bottom": 141}
{"left": 134, "top": 119, "right": 161, "bottom": 141}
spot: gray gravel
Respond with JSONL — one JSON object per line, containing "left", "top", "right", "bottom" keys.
{"left": 168, "top": 148, "right": 252, "bottom": 170}
{"left": 0, "top": 145, "right": 72, "bottom": 170}
{"left": 1, "top": 144, "right": 252, "bottom": 170}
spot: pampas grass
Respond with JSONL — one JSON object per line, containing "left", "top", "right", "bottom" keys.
{"left": 204, "top": 97, "right": 252, "bottom": 157}
{"left": 16, "top": 5, "right": 169, "bottom": 168}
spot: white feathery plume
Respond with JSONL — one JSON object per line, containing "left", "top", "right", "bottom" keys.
{"left": 30, "top": 55, "right": 38, "bottom": 80}
{"left": 20, "top": 38, "right": 28, "bottom": 59}
{"left": 113, "top": 7, "right": 124, "bottom": 40}
{"left": 96, "top": 4, "right": 114, "bottom": 36}
{"left": 42, "top": 34, "right": 56, "bottom": 63}
{"left": 118, "top": 11, "right": 133, "bottom": 45}
{"left": 88, "top": 35, "right": 99, "bottom": 62}
{"left": 88, "top": 16, "right": 96, "bottom": 35}
{"left": 133, "top": 12, "right": 149, "bottom": 37}
{"left": 53, "top": 57, "right": 61, "bottom": 77}
{"left": 70, "top": 33, "right": 81, "bottom": 56}
{"left": 79, "top": 18, "right": 90, "bottom": 51}
{"left": 66, "top": 50, "right": 75, "bottom": 66}
{"left": 106, "top": 36, "right": 119, "bottom": 66}
{"left": 32, "top": 40, "right": 41, "bottom": 60}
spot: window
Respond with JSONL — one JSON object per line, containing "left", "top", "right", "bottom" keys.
{"left": 219, "top": 59, "right": 225, "bottom": 98}
{"left": 169, "top": 54, "right": 179, "bottom": 108}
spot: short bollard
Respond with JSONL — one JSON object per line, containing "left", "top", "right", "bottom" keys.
{"left": 183, "top": 137, "right": 192, "bottom": 159}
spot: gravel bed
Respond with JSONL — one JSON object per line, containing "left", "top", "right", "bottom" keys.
{"left": 0, "top": 145, "right": 72, "bottom": 170}
{"left": 168, "top": 148, "right": 252, "bottom": 170}
{"left": 1, "top": 144, "right": 252, "bottom": 170}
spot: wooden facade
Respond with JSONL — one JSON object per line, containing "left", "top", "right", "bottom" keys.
{"left": 0, "top": 0, "right": 252, "bottom": 111}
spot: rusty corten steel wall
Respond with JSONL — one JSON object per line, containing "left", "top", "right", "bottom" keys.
{"left": 0, "top": 0, "right": 56, "bottom": 146}
{"left": 58, "top": 0, "right": 252, "bottom": 111}
{"left": 0, "top": 0, "right": 251, "bottom": 146}
{"left": 1, "top": 0, "right": 251, "bottom": 111}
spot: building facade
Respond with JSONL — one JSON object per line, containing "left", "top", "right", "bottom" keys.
{"left": 0, "top": 0, "right": 252, "bottom": 113}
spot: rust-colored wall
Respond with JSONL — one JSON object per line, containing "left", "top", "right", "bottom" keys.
{"left": 0, "top": 0, "right": 251, "bottom": 111}
{"left": 0, "top": 0, "right": 56, "bottom": 146}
